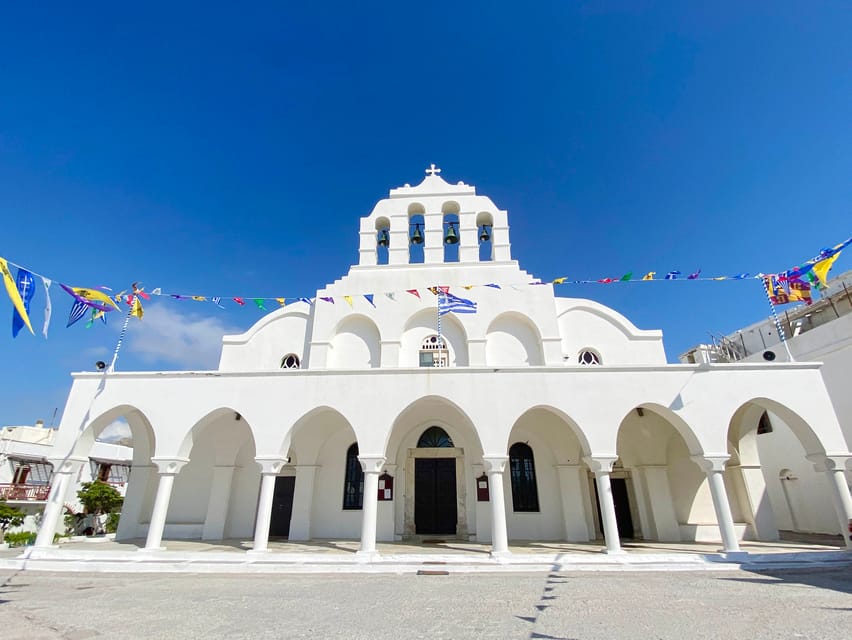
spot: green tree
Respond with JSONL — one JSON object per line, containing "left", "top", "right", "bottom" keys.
{"left": 0, "top": 500, "right": 26, "bottom": 545}
{"left": 76, "top": 481, "right": 124, "bottom": 534}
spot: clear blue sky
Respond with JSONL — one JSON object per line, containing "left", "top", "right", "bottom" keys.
{"left": 1, "top": 2, "right": 849, "bottom": 426}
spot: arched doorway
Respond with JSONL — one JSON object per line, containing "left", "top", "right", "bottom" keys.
{"left": 414, "top": 427, "right": 457, "bottom": 535}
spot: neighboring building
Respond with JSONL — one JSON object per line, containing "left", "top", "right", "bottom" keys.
{"left": 1, "top": 422, "right": 132, "bottom": 536}
{"left": 34, "top": 168, "right": 852, "bottom": 556}
{"left": 681, "top": 270, "right": 852, "bottom": 537}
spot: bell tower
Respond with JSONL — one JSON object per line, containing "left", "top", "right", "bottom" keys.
{"left": 357, "top": 165, "right": 513, "bottom": 268}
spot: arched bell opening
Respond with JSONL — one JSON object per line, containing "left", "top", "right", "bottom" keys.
{"left": 407, "top": 204, "right": 425, "bottom": 264}
{"left": 476, "top": 212, "right": 494, "bottom": 262}
{"left": 374, "top": 217, "right": 390, "bottom": 266}
{"left": 442, "top": 212, "right": 460, "bottom": 263}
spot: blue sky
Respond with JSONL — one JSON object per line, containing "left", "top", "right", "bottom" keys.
{"left": 1, "top": 2, "right": 849, "bottom": 427}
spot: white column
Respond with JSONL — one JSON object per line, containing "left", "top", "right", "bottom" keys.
{"left": 584, "top": 456, "right": 623, "bottom": 554}
{"left": 249, "top": 457, "right": 288, "bottom": 554}
{"left": 693, "top": 456, "right": 741, "bottom": 553}
{"left": 423, "top": 211, "right": 443, "bottom": 264}
{"left": 34, "top": 458, "right": 85, "bottom": 548}
{"left": 357, "top": 456, "right": 386, "bottom": 557}
{"left": 288, "top": 464, "right": 319, "bottom": 541}
{"left": 202, "top": 465, "right": 235, "bottom": 540}
{"left": 810, "top": 455, "right": 852, "bottom": 549}
{"left": 143, "top": 458, "right": 188, "bottom": 551}
{"left": 483, "top": 456, "right": 510, "bottom": 557}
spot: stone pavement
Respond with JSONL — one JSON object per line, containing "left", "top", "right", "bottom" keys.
{"left": 0, "top": 566, "right": 850, "bottom": 639}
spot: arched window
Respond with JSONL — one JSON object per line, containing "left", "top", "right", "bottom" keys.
{"left": 419, "top": 335, "right": 448, "bottom": 368}
{"left": 417, "top": 426, "right": 454, "bottom": 448}
{"left": 509, "top": 442, "right": 539, "bottom": 512}
{"left": 577, "top": 349, "right": 601, "bottom": 365}
{"left": 280, "top": 354, "right": 301, "bottom": 369}
{"left": 342, "top": 443, "right": 364, "bottom": 510}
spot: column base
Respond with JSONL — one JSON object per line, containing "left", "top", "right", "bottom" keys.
{"left": 720, "top": 551, "right": 749, "bottom": 561}
{"left": 137, "top": 546, "right": 166, "bottom": 553}
{"left": 246, "top": 548, "right": 270, "bottom": 557}
{"left": 355, "top": 550, "right": 381, "bottom": 562}
{"left": 489, "top": 550, "right": 512, "bottom": 561}
{"left": 603, "top": 548, "right": 626, "bottom": 555}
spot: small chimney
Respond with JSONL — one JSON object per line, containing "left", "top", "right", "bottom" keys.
{"left": 35, "top": 419, "right": 45, "bottom": 428}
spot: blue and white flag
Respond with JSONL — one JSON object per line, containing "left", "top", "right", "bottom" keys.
{"left": 212, "top": 296, "right": 226, "bottom": 309}
{"left": 12, "top": 268, "right": 35, "bottom": 338}
{"left": 438, "top": 292, "right": 477, "bottom": 316}
{"left": 664, "top": 271, "right": 681, "bottom": 280}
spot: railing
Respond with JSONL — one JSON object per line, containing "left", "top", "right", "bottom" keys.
{"left": 0, "top": 483, "right": 51, "bottom": 501}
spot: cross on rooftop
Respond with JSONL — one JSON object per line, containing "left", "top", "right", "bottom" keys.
{"left": 425, "top": 163, "right": 441, "bottom": 176}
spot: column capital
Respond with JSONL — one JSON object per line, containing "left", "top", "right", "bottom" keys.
{"left": 150, "top": 457, "right": 190, "bottom": 475}
{"left": 806, "top": 453, "right": 852, "bottom": 472}
{"left": 482, "top": 456, "right": 509, "bottom": 473}
{"left": 47, "top": 456, "right": 87, "bottom": 473}
{"left": 691, "top": 455, "right": 730, "bottom": 473}
{"left": 358, "top": 456, "right": 386, "bottom": 474}
{"left": 254, "top": 456, "right": 289, "bottom": 475}
{"left": 583, "top": 456, "right": 618, "bottom": 473}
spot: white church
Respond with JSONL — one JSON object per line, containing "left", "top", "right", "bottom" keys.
{"left": 33, "top": 167, "right": 852, "bottom": 557}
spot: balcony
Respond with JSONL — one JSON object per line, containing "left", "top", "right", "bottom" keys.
{"left": 0, "top": 483, "right": 51, "bottom": 501}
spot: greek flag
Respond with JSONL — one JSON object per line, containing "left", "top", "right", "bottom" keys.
{"left": 438, "top": 292, "right": 477, "bottom": 316}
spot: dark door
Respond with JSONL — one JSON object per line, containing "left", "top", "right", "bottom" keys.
{"left": 414, "top": 458, "right": 457, "bottom": 535}
{"left": 269, "top": 476, "right": 296, "bottom": 538}
{"left": 594, "top": 477, "right": 635, "bottom": 540}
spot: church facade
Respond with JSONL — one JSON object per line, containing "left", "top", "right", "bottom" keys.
{"left": 34, "top": 168, "right": 852, "bottom": 555}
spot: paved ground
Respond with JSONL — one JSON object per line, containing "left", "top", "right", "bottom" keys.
{"left": 0, "top": 567, "right": 849, "bottom": 639}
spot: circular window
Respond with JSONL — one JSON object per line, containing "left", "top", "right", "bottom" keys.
{"left": 578, "top": 350, "right": 601, "bottom": 365}
{"left": 280, "top": 354, "right": 301, "bottom": 369}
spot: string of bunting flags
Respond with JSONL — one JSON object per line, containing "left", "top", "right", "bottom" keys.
{"left": 0, "top": 236, "right": 848, "bottom": 339}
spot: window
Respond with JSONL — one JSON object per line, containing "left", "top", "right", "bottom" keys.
{"left": 419, "top": 335, "right": 448, "bottom": 368}
{"left": 10, "top": 459, "right": 52, "bottom": 485}
{"left": 509, "top": 443, "right": 539, "bottom": 512}
{"left": 281, "top": 354, "right": 301, "bottom": 369}
{"left": 417, "top": 426, "right": 454, "bottom": 448}
{"left": 342, "top": 443, "right": 364, "bottom": 510}
{"left": 578, "top": 349, "right": 601, "bottom": 365}
{"left": 757, "top": 411, "right": 774, "bottom": 435}
{"left": 90, "top": 460, "right": 131, "bottom": 484}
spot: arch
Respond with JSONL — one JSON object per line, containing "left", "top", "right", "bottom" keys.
{"left": 407, "top": 202, "right": 426, "bottom": 216}
{"left": 615, "top": 404, "right": 707, "bottom": 542}
{"left": 329, "top": 314, "right": 381, "bottom": 368}
{"left": 73, "top": 404, "right": 156, "bottom": 466}
{"left": 505, "top": 405, "right": 592, "bottom": 460}
{"left": 485, "top": 311, "right": 544, "bottom": 366}
{"left": 728, "top": 398, "right": 826, "bottom": 458}
{"left": 280, "top": 353, "right": 301, "bottom": 369}
{"left": 622, "top": 403, "right": 705, "bottom": 458}
{"left": 441, "top": 201, "right": 461, "bottom": 215}
{"left": 401, "top": 308, "right": 469, "bottom": 366}
{"left": 286, "top": 405, "right": 358, "bottom": 463}
{"left": 383, "top": 395, "right": 484, "bottom": 459}
{"left": 417, "top": 426, "right": 454, "bottom": 448}
{"left": 442, "top": 211, "right": 460, "bottom": 263}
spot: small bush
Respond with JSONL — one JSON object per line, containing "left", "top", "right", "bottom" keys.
{"left": 105, "top": 512, "right": 121, "bottom": 533}
{"left": 4, "top": 531, "right": 36, "bottom": 547}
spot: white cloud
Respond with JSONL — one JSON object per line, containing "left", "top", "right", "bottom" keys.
{"left": 122, "top": 301, "right": 242, "bottom": 369}
{"left": 97, "top": 418, "right": 131, "bottom": 443}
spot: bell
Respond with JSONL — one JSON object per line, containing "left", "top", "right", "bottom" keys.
{"left": 444, "top": 223, "right": 459, "bottom": 245}
{"left": 377, "top": 229, "right": 389, "bottom": 247}
{"left": 410, "top": 224, "right": 423, "bottom": 245}
{"left": 479, "top": 225, "right": 491, "bottom": 242}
